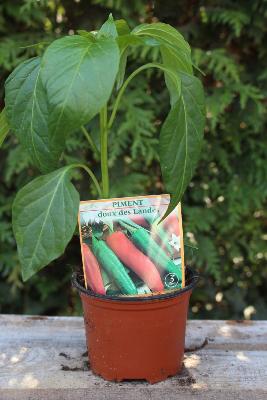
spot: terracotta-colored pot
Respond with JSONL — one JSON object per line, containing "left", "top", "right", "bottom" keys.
{"left": 72, "top": 267, "right": 198, "bottom": 383}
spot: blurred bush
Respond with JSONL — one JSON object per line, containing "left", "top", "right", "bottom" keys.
{"left": 0, "top": 0, "right": 266, "bottom": 319}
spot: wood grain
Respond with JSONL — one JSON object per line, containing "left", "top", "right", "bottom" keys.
{"left": 0, "top": 315, "right": 266, "bottom": 400}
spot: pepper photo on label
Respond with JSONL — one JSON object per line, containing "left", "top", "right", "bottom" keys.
{"left": 106, "top": 231, "right": 164, "bottom": 292}
{"left": 78, "top": 195, "right": 185, "bottom": 296}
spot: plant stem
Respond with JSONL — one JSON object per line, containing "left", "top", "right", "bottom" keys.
{"left": 80, "top": 125, "right": 100, "bottom": 159}
{"left": 74, "top": 163, "right": 102, "bottom": 198}
{"left": 100, "top": 105, "right": 109, "bottom": 198}
{"left": 108, "top": 62, "right": 179, "bottom": 130}
{"left": 99, "top": 63, "right": 178, "bottom": 198}
{"left": 108, "top": 66, "right": 147, "bottom": 130}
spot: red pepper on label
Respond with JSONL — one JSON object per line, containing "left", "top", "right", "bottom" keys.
{"left": 82, "top": 243, "right": 105, "bottom": 295}
{"left": 120, "top": 220, "right": 182, "bottom": 286}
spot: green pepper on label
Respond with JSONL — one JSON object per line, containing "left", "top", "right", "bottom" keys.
{"left": 92, "top": 236, "right": 138, "bottom": 295}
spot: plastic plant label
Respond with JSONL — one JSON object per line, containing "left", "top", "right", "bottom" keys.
{"left": 78, "top": 195, "right": 185, "bottom": 296}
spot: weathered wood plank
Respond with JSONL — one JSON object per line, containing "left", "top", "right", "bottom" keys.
{"left": 0, "top": 315, "right": 267, "bottom": 400}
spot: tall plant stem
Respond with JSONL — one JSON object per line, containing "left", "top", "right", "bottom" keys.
{"left": 100, "top": 105, "right": 109, "bottom": 198}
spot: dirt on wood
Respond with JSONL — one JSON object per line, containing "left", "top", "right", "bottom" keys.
{"left": 227, "top": 320, "right": 253, "bottom": 325}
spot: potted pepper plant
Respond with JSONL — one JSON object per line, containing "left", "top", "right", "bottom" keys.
{"left": 1, "top": 15, "right": 205, "bottom": 383}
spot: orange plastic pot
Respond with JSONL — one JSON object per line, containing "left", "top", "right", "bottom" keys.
{"left": 72, "top": 267, "right": 198, "bottom": 384}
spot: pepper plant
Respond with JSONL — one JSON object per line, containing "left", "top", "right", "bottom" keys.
{"left": 0, "top": 15, "right": 205, "bottom": 281}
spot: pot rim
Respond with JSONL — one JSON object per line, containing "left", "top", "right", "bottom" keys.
{"left": 72, "top": 266, "right": 199, "bottom": 302}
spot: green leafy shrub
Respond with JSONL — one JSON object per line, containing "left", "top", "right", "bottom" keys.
{"left": 2, "top": 7, "right": 205, "bottom": 287}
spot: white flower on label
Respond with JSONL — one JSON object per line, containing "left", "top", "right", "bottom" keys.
{"left": 169, "top": 234, "right": 180, "bottom": 251}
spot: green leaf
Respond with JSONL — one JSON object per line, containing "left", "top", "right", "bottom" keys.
{"left": 77, "top": 30, "right": 96, "bottom": 40}
{"left": 132, "top": 22, "right": 193, "bottom": 74}
{"left": 98, "top": 14, "right": 117, "bottom": 38}
{"left": 0, "top": 108, "right": 9, "bottom": 147}
{"left": 114, "top": 20, "right": 135, "bottom": 90}
{"left": 116, "top": 48, "right": 129, "bottom": 90}
{"left": 133, "top": 22, "right": 191, "bottom": 55}
{"left": 159, "top": 74, "right": 205, "bottom": 216}
{"left": 4, "top": 57, "right": 62, "bottom": 173}
{"left": 41, "top": 35, "right": 120, "bottom": 137}
{"left": 115, "top": 23, "right": 192, "bottom": 92}
{"left": 12, "top": 166, "right": 79, "bottom": 281}
{"left": 132, "top": 22, "right": 193, "bottom": 102}
{"left": 116, "top": 35, "right": 142, "bottom": 90}
{"left": 161, "top": 45, "right": 193, "bottom": 104}
{"left": 115, "top": 19, "right": 130, "bottom": 36}
{"left": 98, "top": 16, "right": 131, "bottom": 89}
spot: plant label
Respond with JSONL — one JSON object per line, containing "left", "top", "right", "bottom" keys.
{"left": 78, "top": 194, "right": 185, "bottom": 296}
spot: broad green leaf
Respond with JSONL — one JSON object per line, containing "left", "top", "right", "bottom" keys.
{"left": 159, "top": 74, "right": 205, "bottom": 217}
{"left": 132, "top": 22, "right": 191, "bottom": 56}
{"left": 132, "top": 22, "right": 193, "bottom": 98}
{"left": 149, "top": 62, "right": 181, "bottom": 98}
{"left": 77, "top": 30, "right": 96, "bottom": 41}
{"left": 98, "top": 16, "right": 131, "bottom": 89}
{"left": 12, "top": 166, "right": 79, "bottom": 281}
{"left": 0, "top": 108, "right": 9, "bottom": 147}
{"left": 4, "top": 57, "right": 62, "bottom": 173}
{"left": 41, "top": 35, "right": 120, "bottom": 136}
{"left": 161, "top": 45, "right": 193, "bottom": 104}
{"left": 98, "top": 14, "right": 117, "bottom": 38}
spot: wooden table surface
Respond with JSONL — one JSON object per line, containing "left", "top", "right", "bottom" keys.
{"left": 0, "top": 314, "right": 266, "bottom": 399}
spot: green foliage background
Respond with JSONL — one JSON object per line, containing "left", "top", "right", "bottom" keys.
{"left": 0, "top": 0, "right": 266, "bottom": 319}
